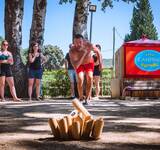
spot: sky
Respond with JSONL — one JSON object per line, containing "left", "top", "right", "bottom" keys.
{"left": 0, "top": 0, "right": 159, "bottom": 59}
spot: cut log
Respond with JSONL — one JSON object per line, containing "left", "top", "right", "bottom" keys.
{"left": 82, "top": 118, "right": 94, "bottom": 139}
{"left": 91, "top": 117, "right": 104, "bottom": 140}
{"left": 73, "top": 115, "right": 84, "bottom": 136}
{"left": 72, "top": 98, "right": 91, "bottom": 120}
{"left": 64, "top": 115, "right": 72, "bottom": 138}
{"left": 58, "top": 118, "right": 68, "bottom": 139}
{"left": 71, "top": 121, "right": 81, "bottom": 140}
{"left": 48, "top": 118, "right": 60, "bottom": 138}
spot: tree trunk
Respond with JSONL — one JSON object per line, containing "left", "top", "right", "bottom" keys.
{"left": 73, "top": 0, "right": 89, "bottom": 40}
{"left": 29, "top": 0, "right": 47, "bottom": 48}
{"left": 5, "top": 0, "right": 27, "bottom": 98}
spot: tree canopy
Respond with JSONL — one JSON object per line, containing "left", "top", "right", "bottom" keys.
{"left": 125, "top": 0, "right": 158, "bottom": 41}
{"left": 43, "top": 45, "right": 64, "bottom": 70}
{"left": 59, "top": 0, "right": 138, "bottom": 11}
{"left": 0, "top": 36, "right": 3, "bottom": 45}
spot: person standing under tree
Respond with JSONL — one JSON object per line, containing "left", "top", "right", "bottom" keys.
{"left": 28, "top": 42, "right": 46, "bottom": 101}
{"left": 69, "top": 34, "right": 102, "bottom": 105}
{"left": 0, "top": 40, "right": 21, "bottom": 102}
{"left": 92, "top": 44, "right": 103, "bottom": 100}
{"left": 64, "top": 45, "right": 78, "bottom": 99}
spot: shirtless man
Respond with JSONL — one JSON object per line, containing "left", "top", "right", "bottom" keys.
{"left": 69, "top": 34, "right": 102, "bottom": 105}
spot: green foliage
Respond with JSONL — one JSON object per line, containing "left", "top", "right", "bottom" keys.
{"left": 20, "top": 44, "right": 64, "bottom": 69}
{"left": 0, "top": 36, "right": 4, "bottom": 45}
{"left": 124, "top": 34, "right": 131, "bottom": 42}
{"left": 42, "top": 69, "right": 70, "bottom": 97}
{"left": 125, "top": 0, "right": 158, "bottom": 41}
{"left": 59, "top": 0, "right": 74, "bottom": 4}
{"left": 43, "top": 45, "right": 64, "bottom": 70}
{"left": 21, "top": 48, "right": 28, "bottom": 65}
{"left": 59, "top": 0, "right": 137, "bottom": 11}
{"left": 102, "top": 68, "right": 112, "bottom": 79}
{"left": 101, "top": 68, "right": 112, "bottom": 95}
{"left": 42, "top": 68, "right": 112, "bottom": 97}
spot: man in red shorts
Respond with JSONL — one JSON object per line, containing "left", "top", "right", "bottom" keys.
{"left": 69, "top": 34, "right": 102, "bottom": 105}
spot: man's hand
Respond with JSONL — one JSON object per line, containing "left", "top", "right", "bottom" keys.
{"left": 85, "top": 41, "right": 92, "bottom": 53}
{"left": 34, "top": 52, "right": 39, "bottom": 57}
{"left": 7, "top": 58, "right": 13, "bottom": 64}
{"left": 0, "top": 60, "right": 8, "bottom": 63}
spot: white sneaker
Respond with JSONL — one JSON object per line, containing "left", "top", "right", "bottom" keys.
{"left": 92, "top": 96, "right": 99, "bottom": 100}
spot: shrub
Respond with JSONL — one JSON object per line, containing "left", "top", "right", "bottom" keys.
{"left": 42, "top": 68, "right": 112, "bottom": 98}
{"left": 42, "top": 69, "right": 70, "bottom": 97}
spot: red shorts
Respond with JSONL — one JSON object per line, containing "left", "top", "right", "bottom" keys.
{"left": 76, "top": 62, "right": 94, "bottom": 74}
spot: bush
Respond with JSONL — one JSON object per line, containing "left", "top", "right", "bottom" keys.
{"left": 42, "top": 68, "right": 112, "bottom": 98}
{"left": 42, "top": 69, "right": 70, "bottom": 97}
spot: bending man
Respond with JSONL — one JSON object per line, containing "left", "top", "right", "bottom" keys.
{"left": 69, "top": 34, "right": 102, "bottom": 105}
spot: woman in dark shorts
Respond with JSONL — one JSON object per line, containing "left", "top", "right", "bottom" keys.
{"left": 28, "top": 42, "right": 46, "bottom": 101}
{"left": 0, "top": 40, "right": 21, "bottom": 102}
{"left": 93, "top": 44, "right": 103, "bottom": 100}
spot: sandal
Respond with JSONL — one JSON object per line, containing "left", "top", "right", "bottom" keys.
{"left": 0, "top": 99, "right": 6, "bottom": 102}
{"left": 13, "top": 98, "right": 22, "bottom": 102}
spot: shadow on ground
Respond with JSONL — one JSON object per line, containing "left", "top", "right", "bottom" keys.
{"left": 0, "top": 99, "right": 160, "bottom": 150}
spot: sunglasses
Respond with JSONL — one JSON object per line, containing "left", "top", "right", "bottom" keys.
{"left": 3, "top": 43, "right": 8, "bottom": 46}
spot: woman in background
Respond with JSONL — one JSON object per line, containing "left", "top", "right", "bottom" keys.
{"left": 93, "top": 44, "right": 103, "bottom": 100}
{"left": 28, "top": 42, "right": 46, "bottom": 101}
{"left": 0, "top": 40, "right": 21, "bottom": 102}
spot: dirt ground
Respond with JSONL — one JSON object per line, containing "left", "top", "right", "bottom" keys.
{"left": 0, "top": 98, "right": 160, "bottom": 150}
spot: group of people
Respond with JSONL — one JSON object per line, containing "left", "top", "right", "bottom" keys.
{"left": 65, "top": 34, "right": 103, "bottom": 105}
{"left": 1, "top": 34, "right": 102, "bottom": 103}
{"left": 0, "top": 40, "right": 46, "bottom": 102}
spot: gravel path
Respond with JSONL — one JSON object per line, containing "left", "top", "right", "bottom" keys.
{"left": 0, "top": 99, "right": 160, "bottom": 150}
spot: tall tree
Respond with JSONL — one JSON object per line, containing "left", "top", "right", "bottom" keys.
{"left": 72, "top": 0, "right": 89, "bottom": 40}
{"left": 29, "top": 0, "right": 47, "bottom": 48}
{"left": 5, "top": 0, "right": 27, "bottom": 97}
{"left": 125, "top": 0, "right": 158, "bottom": 41}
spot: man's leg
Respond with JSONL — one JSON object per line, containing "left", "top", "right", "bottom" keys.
{"left": 77, "top": 72, "right": 84, "bottom": 101}
{"left": 85, "top": 71, "right": 93, "bottom": 101}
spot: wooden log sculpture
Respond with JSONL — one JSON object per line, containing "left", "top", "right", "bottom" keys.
{"left": 58, "top": 118, "right": 68, "bottom": 139}
{"left": 72, "top": 99, "right": 92, "bottom": 121}
{"left": 48, "top": 98, "right": 104, "bottom": 140}
{"left": 91, "top": 117, "right": 104, "bottom": 140}
{"left": 48, "top": 118, "right": 60, "bottom": 138}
